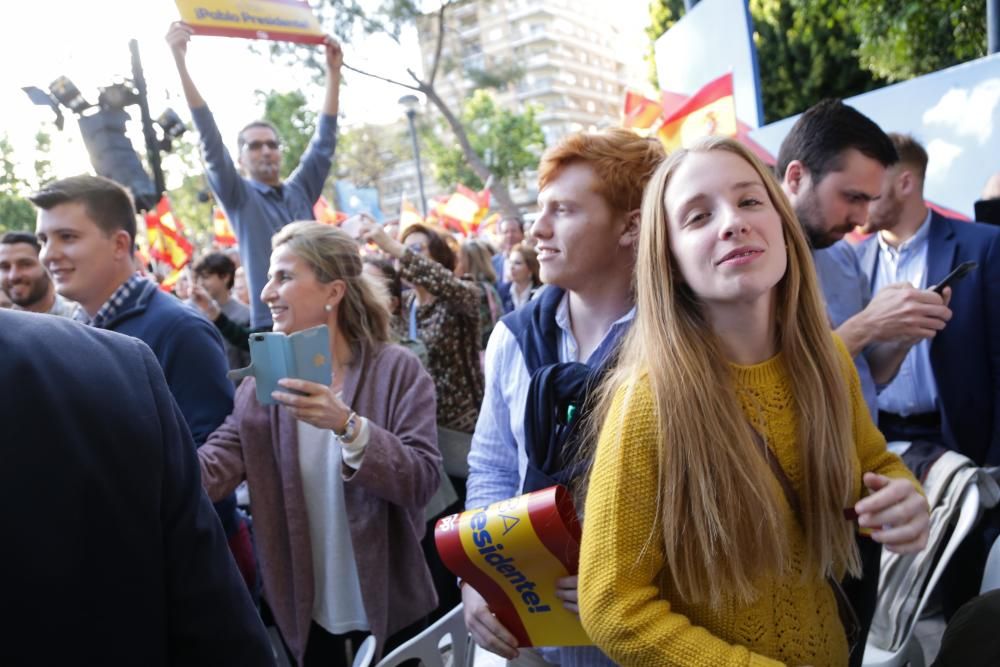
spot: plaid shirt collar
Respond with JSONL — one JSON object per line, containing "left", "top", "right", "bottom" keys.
{"left": 76, "top": 273, "right": 148, "bottom": 329}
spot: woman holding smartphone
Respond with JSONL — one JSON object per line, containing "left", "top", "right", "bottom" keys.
{"left": 578, "top": 137, "right": 929, "bottom": 667}
{"left": 198, "top": 221, "right": 441, "bottom": 666}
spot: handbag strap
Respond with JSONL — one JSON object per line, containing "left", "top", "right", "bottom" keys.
{"left": 748, "top": 426, "right": 861, "bottom": 656}
{"left": 482, "top": 281, "right": 500, "bottom": 325}
{"left": 407, "top": 296, "right": 418, "bottom": 341}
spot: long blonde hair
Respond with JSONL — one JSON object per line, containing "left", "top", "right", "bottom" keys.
{"left": 272, "top": 221, "right": 391, "bottom": 347}
{"left": 583, "top": 136, "right": 859, "bottom": 606}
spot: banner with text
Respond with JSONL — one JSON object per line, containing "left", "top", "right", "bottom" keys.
{"left": 175, "top": 0, "right": 324, "bottom": 44}
{"left": 435, "top": 486, "right": 591, "bottom": 647}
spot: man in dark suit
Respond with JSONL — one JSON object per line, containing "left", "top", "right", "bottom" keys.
{"left": 0, "top": 309, "right": 274, "bottom": 665}
{"left": 858, "top": 133, "right": 1000, "bottom": 619}
{"left": 858, "top": 133, "right": 1000, "bottom": 466}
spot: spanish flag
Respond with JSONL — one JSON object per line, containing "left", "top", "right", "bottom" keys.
{"left": 160, "top": 265, "right": 187, "bottom": 293}
{"left": 313, "top": 195, "right": 348, "bottom": 225}
{"left": 621, "top": 90, "right": 663, "bottom": 130}
{"left": 440, "top": 185, "right": 491, "bottom": 236}
{"left": 212, "top": 207, "right": 237, "bottom": 247}
{"left": 656, "top": 73, "right": 737, "bottom": 153}
{"left": 145, "top": 196, "right": 193, "bottom": 270}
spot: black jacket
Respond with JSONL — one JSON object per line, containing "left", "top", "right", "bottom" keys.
{"left": 0, "top": 310, "right": 273, "bottom": 666}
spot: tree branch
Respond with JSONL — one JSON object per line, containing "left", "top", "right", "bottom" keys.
{"left": 427, "top": 2, "right": 449, "bottom": 88}
{"left": 343, "top": 62, "right": 422, "bottom": 92}
{"left": 422, "top": 85, "right": 520, "bottom": 219}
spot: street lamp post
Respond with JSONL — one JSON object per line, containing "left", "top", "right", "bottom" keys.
{"left": 399, "top": 94, "right": 428, "bottom": 217}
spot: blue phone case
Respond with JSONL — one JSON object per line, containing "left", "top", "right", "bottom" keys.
{"left": 228, "top": 325, "right": 332, "bottom": 405}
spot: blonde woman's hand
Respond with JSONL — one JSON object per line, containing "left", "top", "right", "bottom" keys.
{"left": 272, "top": 378, "right": 351, "bottom": 433}
{"left": 855, "top": 473, "right": 930, "bottom": 554}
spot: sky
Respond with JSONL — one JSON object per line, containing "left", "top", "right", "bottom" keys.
{"left": 0, "top": 1, "right": 426, "bottom": 186}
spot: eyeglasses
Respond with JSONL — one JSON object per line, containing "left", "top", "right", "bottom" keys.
{"left": 407, "top": 242, "right": 428, "bottom": 253}
{"left": 244, "top": 140, "right": 280, "bottom": 152}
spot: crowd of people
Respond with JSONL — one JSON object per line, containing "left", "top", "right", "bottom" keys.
{"left": 3, "top": 20, "right": 1000, "bottom": 667}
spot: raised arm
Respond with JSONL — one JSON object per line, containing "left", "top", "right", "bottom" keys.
{"left": 166, "top": 22, "right": 206, "bottom": 109}
{"left": 285, "top": 37, "right": 342, "bottom": 200}
{"left": 322, "top": 37, "right": 343, "bottom": 117}
{"left": 360, "top": 220, "right": 479, "bottom": 314}
{"left": 167, "top": 22, "right": 246, "bottom": 207}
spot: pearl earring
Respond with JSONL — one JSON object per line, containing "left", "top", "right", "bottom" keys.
{"left": 324, "top": 304, "right": 333, "bottom": 313}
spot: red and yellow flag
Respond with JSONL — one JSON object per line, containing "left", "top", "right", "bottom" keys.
{"left": 435, "top": 486, "right": 591, "bottom": 647}
{"left": 655, "top": 73, "right": 737, "bottom": 153}
{"left": 160, "top": 265, "right": 186, "bottom": 292}
{"left": 621, "top": 90, "right": 663, "bottom": 130}
{"left": 146, "top": 196, "right": 193, "bottom": 270}
{"left": 438, "top": 185, "right": 491, "bottom": 236}
{"left": 213, "top": 207, "right": 237, "bottom": 247}
{"left": 313, "top": 195, "right": 348, "bottom": 226}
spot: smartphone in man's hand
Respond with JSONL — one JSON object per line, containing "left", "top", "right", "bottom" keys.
{"left": 930, "top": 261, "right": 977, "bottom": 295}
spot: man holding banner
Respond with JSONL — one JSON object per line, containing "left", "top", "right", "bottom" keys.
{"left": 166, "top": 21, "right": 342, "bottom": 330}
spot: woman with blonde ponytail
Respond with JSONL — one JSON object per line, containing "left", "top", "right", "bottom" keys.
{"left": 578, "top": 137, "right": 928, "bottom": 667}
{"left": 198, "top": 222, "right": 441, "bottom": 665}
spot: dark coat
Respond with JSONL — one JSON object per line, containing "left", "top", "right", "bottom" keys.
{"left": 0, "top": 310, "right": 273, "bottom": 666}
{"left": 105, "top": 278, "right": 242, "bottom": 536}
{"left": 857, "top": 211, "right": 1000, "bottom": 465}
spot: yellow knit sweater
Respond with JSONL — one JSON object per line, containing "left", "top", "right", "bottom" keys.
{"left": 579, "top": 337, "right": 918, "bottom": 667}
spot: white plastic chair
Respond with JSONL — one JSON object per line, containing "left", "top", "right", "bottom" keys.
{"left": 980, "top": 531, "right": 1000, "bottom": 594}
{"left": 352, "top": 635, "right": 377, "bottom": 667}
{"left": 363, "top": 604, "right": 474, "bottom": 667}
{"left": 862, "top": 483, "right": 982, "bottom": 667}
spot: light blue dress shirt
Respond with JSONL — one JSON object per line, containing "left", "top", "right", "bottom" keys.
{"left": 466, "top": 292, "right": 632, "bottom": 667}
{"left": 873, "top": 211, "right": 940, "bottom": 416}
{"left": 812, "top": 240, "right": 880, "bottom": 423}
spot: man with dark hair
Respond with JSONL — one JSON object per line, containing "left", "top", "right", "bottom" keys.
{"left": 465, "top": 128, "right": 665, "bottom": 666}
{"left": 193, "top": 251, "right": 251, "bottom": 370}
{"left": 779, "top": 101, "right": 951, "bottom": 666}
{"left": 167, "top": 22, "right": 343, "bottom": 330}
{"left": 778, "top": 100, "right": 952, "bottom": 422}
{"left": 0, "top": 231, "right": 79, "bottom": 317}
{"left": 30, "top": 174, "right": 256, "bottom": 591}
{"left": 0, "top": 309, "right": 273, "bottom": 665}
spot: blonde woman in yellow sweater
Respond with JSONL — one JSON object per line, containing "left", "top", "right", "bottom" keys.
{"left": 577, "top": 137, "right": 930, "bottom": 667}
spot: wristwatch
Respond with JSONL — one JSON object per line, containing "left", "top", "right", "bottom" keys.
{"left": 335, "top": 410, "right": 359, "bottom": 443}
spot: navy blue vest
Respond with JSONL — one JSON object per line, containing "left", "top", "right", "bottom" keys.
{"left": 501, "top": 287, "right": 629, "bottom": 493}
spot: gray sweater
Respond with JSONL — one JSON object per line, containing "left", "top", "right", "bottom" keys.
{"left": 192, "top": 105, "right": 338, "bottom": 328}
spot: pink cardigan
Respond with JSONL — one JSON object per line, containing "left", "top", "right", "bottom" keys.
{"left": 199, "top": 342, "right": 441, "bottom": 663}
